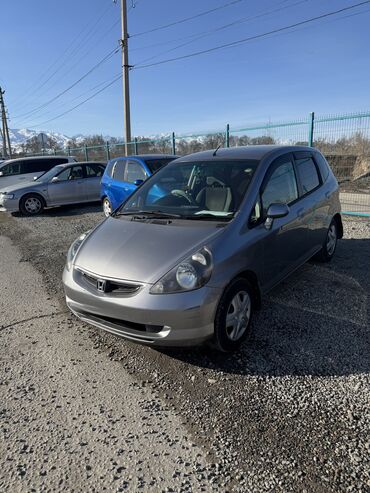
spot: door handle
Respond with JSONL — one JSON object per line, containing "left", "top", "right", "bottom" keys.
{"left": 297, "top": 208, "right": 305, "bottom": 219}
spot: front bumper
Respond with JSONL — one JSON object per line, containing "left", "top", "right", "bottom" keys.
{"left": 0, "top": 196, "right": 20, "bottom": 212}
{"left": 62, "top": 266, "right": 222, "bottom": 347}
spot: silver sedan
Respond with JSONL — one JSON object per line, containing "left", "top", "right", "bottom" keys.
{"left": 0, "top": 161, "right": 106, "bottom": 215}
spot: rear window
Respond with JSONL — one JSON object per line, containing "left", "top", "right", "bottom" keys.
{"left": 314, "top": 153, "right": 330, "bottom": 182}
{"left": 144, "top": 158, "right": 174, "bottom": 173}
{"left": 295, "top": 157, "right": 320, "bottom": 195}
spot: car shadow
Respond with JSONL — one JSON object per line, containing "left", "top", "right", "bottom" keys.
{"left": 12, "top": 202, "right": 103, "bottom": 218}
{"left": 159, "top": 236, "right": 370, "bottom": 377}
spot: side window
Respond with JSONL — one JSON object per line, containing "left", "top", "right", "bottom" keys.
{"left": 314, "top": 153, "right": 330, "bottom": 182}
{"left": 85, "top": 164, "right": 105, "bottom": 178}
{"left": 295, "top": 157, "right": 320, "bottom": 194}
{"left": 22, "top": 160, "right": 45, "bottom": 173}
{"left": 0, "top": 162, "right": 21, "bottom": 176}
{"left": 112, "top": 160, "right": 127, "bottom": 182}
{"left": 56, "top": 168, "right": 72, "bottom": 181}
{"left": 105, "top": 160, "right": 116, "bottom": 178}
{"left": 262, "top": 160, "right": 298, "bottom": 214}
{"left": 249, "top": 197, "right": 262, "bottom": 225}
{"left": 69, "top": 165, "right": 84, "bottom": 180}
{"left": 125, "top": 160, "right": 147, "bottom": 183}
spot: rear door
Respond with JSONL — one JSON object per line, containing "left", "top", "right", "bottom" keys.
{"left": 47, "top": 165, "right": 87, "bottom": 205}
{"left": 251, "top": 153, "right": 307, "bottom": 291}
{"left": 124, "top": 159, "right": 148, "bottom": 196}
{"left": 293, "top": 151, "right": 325, "bottom": 254}
{"left": 108, "top": 159, "right": 129, "bottom": 208}
{"left": 84, "top": 163, "right": 106, "bottom": 201}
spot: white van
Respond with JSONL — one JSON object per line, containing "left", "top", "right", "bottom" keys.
{"left": 0, "top": 156, "right": 77, "bottom": 189}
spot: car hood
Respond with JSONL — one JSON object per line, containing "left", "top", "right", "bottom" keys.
{"left": 0, "top": 180, "right": 43, "bottom": 194}
{"left": 74, "top": 216, "right": 225, "bottom": 284}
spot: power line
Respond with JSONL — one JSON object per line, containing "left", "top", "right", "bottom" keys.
{"left": 12, "top": 47, "right": 120, "bottom": 121}
{"left": 25, "top": 74, "right": 122, "bottom": 129}
{"left": 130, "top": 0, "right": 245, "bottom": 38}
{"left": 134, "top": 0, "right": 310, "bottom": 66}
{"left": 134, "top": 0, "right": 370, "bottom": 69}
{"left": 9, "top": 3, "right": 114, "bottom": 111}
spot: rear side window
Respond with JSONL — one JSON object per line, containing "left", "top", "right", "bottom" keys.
{"left": 0, "top": 161, "right": 22, "bottom": 176}
{"left": 262, "top": 160, "right": 298, "bottom": 213}
{"left": 112, "top": 160, "right": 126, "bottom": 182}
{"left": 295, "top": 157, "right": 320, "bottom": 194}
{"left": 314, "top": 153, "right": 330, "bottom": 182}
{"left": 85, "top": 163, "right": 105, "bottom": 178}
{"left": 125, "top": 160, "right": 147, "bottom": 183}
{"left": 144, "top": 158, "right": 174, "bottom": 173}
{"left": 22, "top": 158, "right": 68, "bottom": 173}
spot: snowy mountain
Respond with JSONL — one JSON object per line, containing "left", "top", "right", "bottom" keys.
{"left": 8, "top": 128, "right": 80, "bottom": 150}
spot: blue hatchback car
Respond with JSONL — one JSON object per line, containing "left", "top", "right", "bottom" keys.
{"left": 101, "top": 154, "right": 177, "bottom": 216}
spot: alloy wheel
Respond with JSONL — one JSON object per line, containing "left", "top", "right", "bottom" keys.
{"left": 225, "top": 290, "right": 251, "bottom": 341}
{"left": 326, "top": 223, "right": 337, "bottom": 256}
{"left": 24, "top": 197, "right": 42, "bottom": 214}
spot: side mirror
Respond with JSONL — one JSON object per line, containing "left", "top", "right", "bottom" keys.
{"left": 134, "top": 179, "right": 144, "bottom": 186}
{"left": 51, "top": 176, "right": 59, "bottom": 183}
{"left": 264, "top": 203, "right": 289, "bottom": 230}
{"left": 0, "top": 171, "right": 3, "bottom": 177}
{"left": 33, "top": 176, "right": 38, "bottom": 181}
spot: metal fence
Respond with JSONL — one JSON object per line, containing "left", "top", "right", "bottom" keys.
{"left": 14, "top": 111, "right": 370, "bottom": 217}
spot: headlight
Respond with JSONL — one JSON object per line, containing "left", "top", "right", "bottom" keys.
{"left": 65, "top": 231, "right": 91, "bottom": 271}
{"left": 0, "top": 193, "right": 14, "bottom": 199}
{"left": 150, "top": 247, "right": 213, "bottom": 294}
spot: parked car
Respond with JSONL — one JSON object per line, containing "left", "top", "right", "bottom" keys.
{"left": 0, "top": 155, "right": 77, "bottom": 189}
{"left": 0, "top": 161, "right": 106, "bottom": 215}
{"left": 101, "top": 154, "right": 177, "bottom": 216}
{"left": 63, "top": 146, "right": 342, "bottom": 352}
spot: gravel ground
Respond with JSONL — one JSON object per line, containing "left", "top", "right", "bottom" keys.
{"left": 0, "top": 204, "right": 369, "bottom": 492}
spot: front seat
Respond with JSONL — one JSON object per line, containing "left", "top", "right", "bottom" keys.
{"left": 196, "top": 186, "right": 232, "bottom": 212}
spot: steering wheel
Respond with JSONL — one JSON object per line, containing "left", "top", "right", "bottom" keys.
{"left": 171, "top": 189, "right": 197, "bottom": 205}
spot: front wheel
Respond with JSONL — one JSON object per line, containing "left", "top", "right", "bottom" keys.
{"left": 315, "top": 219, "right": 338, "bottom": 262}
{"left": 213, "top": 278, "right": 254, "bottom": 352}
{"left": 102, "top": 197, "right": 112, "bottom": 217}
{"left": 19, "top": 194, "right": 45, "bottom": 216}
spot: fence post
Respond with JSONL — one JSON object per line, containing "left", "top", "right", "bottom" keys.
{"left": 53, "top": 148, "right": 56, "bottom": 156}
{"left": 171, "top": 132, "right": 176, "bottom": 155}
{"left": 106, "top": 141, "right": 110, "bottom": 161}
{"left": 84, "top": 145, "right": 88, "bottom": 161}
{"left": 134, "top": 137, "right": 138, "bottom": 155}
{"left": 225, "top": 123, "right": 230, "bottom": 148}
{"left": 67, "top": 146, "right": 71, "bottom": 156}
{"left": 308, "top": 112, "right": 315, "bottom": 147}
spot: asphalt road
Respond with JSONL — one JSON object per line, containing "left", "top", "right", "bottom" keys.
{"left": 0, "top": 205, "right": 369, "bottom": 492}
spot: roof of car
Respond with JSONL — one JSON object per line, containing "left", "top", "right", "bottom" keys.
{"left": 175, "top": 145, "right": 316, "bottom": 162}
{"left": 2, "top": 155, "right": 74, "bottom": 162}
{"left": 114, "top": 154, "right": 177, "bottom": 160}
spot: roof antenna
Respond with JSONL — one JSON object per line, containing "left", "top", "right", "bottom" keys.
{"left": 213, "top": 144, "right": 222, "bottom": 156}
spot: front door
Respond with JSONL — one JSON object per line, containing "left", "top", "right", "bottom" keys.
{"left": 47, "top": 165, "right": 86, "bottom": 205}
{"left": 84, "top": 163, "right": 106, "bottom": 201}
{"left": 255, "top": 154, "right": 307, "bottom": 292}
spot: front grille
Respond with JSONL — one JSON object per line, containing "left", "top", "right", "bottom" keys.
{"left": 76, "top": 269, "right": 142, "bottom": 295}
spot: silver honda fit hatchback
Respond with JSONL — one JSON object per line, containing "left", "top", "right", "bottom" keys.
{"left": 63, "top": 146, "right": 342, "bottom": 352}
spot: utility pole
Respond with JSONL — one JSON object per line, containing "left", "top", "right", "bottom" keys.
{"left": 120, "top": 0, "right": 132, "bottom": 155}
{"left": 0, "top": 88, "right": 12, "bottom": 159}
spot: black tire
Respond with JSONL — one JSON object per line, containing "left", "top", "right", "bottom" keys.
{"left": 102, "top": 197, "right": 112, "bottom": 217}
{"left": 19, "top": 194, "right": 45, "bottom": 216}
{"left": 315, "top": 218, "right": 338, "bottom": 262}
{"left": 213, "top": 278, "right": 254, "bottom": 352}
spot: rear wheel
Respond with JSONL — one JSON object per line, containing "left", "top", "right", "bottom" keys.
{"left": 315, "top": 218, "right": 338, "bottom": 262}
{"left": 19, "top": 194, "right": 45, "bottom": 216}
{"left": 213, "top": 278, "right": 254, "bottom": 352}
{"left": 103, "top": 197, "right": 112, "bottom": 217}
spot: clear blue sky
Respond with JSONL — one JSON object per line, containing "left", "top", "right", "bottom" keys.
{"left": 1, "top": 0, "right": 370, "bottom": 139}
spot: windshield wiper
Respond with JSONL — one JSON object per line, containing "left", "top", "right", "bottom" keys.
{"left": 182, "top": 213, "right": 232, "bottom": 221}
{"left": 115, "top": 210, "right": 182, "bottom": 219}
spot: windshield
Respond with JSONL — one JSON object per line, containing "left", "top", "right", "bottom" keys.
{"left": 117, "top": 159, "right": 258, "bottom": 220}
{"left": 35, "top": 165, "right": 64, "bottom": 182}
